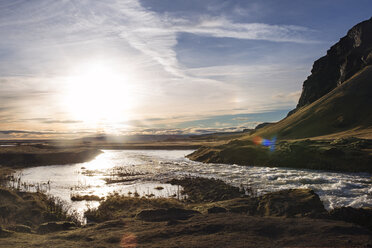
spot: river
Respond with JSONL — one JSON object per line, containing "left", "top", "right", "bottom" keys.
{"left": 13, "top": 149, "right": 372, "bottom": 219}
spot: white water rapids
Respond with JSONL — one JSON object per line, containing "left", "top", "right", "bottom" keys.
{"left": 14, "top": 149, "right": 372, "bottom": 217}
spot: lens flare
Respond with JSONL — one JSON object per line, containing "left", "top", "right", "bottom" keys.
{"left": 252, "top": 135, "right": 277, "bottom": 151}
{"left": 120, "top": 233, "right": 137, "bottom": 248}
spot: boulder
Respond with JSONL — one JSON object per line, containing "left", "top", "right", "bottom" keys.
{"left": 136, "top": 208, "right": 200, "bottom": 222}
{"left": 329, "top": 207, "right": 372, "bottom": 230}
{"left": 256, "top": 189, "right": 327, "bottom": 217}
{"left": 8, "top": 224, "right": 32, "bottom": 233}
{"left": 0, "top": 226, "right": 13, "bottom": 238}
{"left": 37, "top": 221, "right": 76, "bottom": 234}
{"left": 208, "top": 206, "right": 227, "bottom": 214}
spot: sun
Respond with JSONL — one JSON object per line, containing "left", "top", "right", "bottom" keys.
{"left": 62, "top": 61, "right": 135, "bottom": 127}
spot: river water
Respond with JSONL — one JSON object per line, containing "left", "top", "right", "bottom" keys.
{"left": 14, "top": 149, "right": 372, "bottom": 218}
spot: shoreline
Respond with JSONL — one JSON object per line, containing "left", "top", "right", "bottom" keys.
{"left": 0, "top": 177, "right": 371, "bottom": 247}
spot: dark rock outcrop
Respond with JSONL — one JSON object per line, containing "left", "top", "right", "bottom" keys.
{"left": 256, "top": 189, "right": 327, "bottom": 217}
{"left": 8, "top": 224, "right": 32, "bottom": 233}
{"left": 203, "top": 189, "right": 327, "bottom": 218}
{"left": 329, "top": 207, "right": 372, "bottom": 230}
{"left": 136, "top": 208, "right": 200, "bottom": 222}
{"left": 207, "top": 206, "right": 227, "bottom": 214}
{"left": 0, "top": 226, "right": 13, "bottom": 238}
{"left": 254, "top": 122, "right": 273, "bottom": 130}
{"left": 167, "top": 177, "right": 244, "bottom": 203}
{"left": 293, "top": 17, "right": 372, "bottom": 113}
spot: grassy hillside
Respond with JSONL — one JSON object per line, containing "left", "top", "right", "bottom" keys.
{"left": 252, "top": 66, "right": 372, "bottom": 140}
{"left": 188, "top": 66, "right": 372, "bottom": 172}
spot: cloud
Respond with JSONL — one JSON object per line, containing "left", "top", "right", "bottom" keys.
{"left": 0, "top": 0, "right": 317, "bottom": 137}
{"left": 129, "top": 126, "right": 250, "bottom": 135}
{"left": 171, "top": 16, "right": 317, "bottom": 44}
{"left": 232, "top": 117, "right": 250, "bottom": 121}
{"left": 20, "top": 118, "right": 82, "bottom": 124}
{"left": 273, "top": 90, "right": 302, "bottom": 103}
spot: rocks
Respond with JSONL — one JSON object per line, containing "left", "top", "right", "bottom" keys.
{"left": 8, "top": 224, "right": 32, "bottom": 233}
{"left": 329, "top": 207, "right": 372, "bottom": 230}
{"left": 204, "top": 189, "right": 327, "bottom": 218}
{"left": 256, "top": 189, "right": 327, "bottom": 217}
{"left": 0, "top": 226, "right": 13, "bottom": 238}
{"left": 167, "top": 177, "right": 244, "bottom": 203}
{"left": 37, "top": 221, "right": 77, "bottom": 234}
{"left": 136, "top": 208, "right": 200, "bottom": 222}
{"left": 207, "top": 206, "right": 227, "bottom": 214}
{"left": 295, "top": 17, "right": 372, "bottom": 110}
{"left": 254, "top": 122, "right": 273, "bottom": 130}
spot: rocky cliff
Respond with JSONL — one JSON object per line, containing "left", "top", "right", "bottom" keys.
{"left": 292, "top": 17, "right": 372, "bottom": 113}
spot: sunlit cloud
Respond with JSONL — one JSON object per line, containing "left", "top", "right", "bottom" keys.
{"left": 0, "top": 0, "right": 335, "bottom": 137}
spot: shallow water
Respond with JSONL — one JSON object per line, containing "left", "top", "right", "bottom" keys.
{"left": 15, "top": 149, "right": 372, "bottom": 218}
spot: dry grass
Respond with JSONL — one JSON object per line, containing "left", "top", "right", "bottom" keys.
{"left": 70, "top": 194, "right": 103, "bottom": 201}
{"left": 84, "top": 193, "right": 184, "bottom": 222}
{"left": 0, "top": 187, "right": 80, "bottom": 228}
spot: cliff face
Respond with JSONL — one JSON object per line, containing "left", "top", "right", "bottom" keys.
{"left": 295, "top": 17, "right": 372, "bottom": 110}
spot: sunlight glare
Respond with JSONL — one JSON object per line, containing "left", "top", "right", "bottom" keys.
{"left": 63, "top": 61, "right": 136, "bottom": 127}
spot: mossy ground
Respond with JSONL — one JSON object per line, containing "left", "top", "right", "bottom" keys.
{"left": 188, "top": 137, "right": 372, "bottom": 173}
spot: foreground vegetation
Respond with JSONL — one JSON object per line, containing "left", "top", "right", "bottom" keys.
{"left": 1, "top": 177, "right": 371, "bottom": 247}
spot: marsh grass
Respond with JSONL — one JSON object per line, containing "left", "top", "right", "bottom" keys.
{"left": 70, "top": 194, "right": 103, "bottom": 201}
{"left": 167, "top": 177, "right": 248, "bottom": 203}
{"left": 103, "top": 166, "right": 148, "bottom": 184}
{"left": 84, "top": 192, "right": 184, "bottom": 222}
{"left": 0, "top": 187, "right": 81, "bottom": 228}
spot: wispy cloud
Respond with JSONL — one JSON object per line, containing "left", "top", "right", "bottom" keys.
{"left": 0, "top": 0, "right": 321, "bottom": 136}
{"left": 171, "top": 16, "right": 317, "bottom": 44}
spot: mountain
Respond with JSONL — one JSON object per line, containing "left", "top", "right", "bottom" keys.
{"left": 291, "top": 17, "right": 372, "bottom": 114}
{"left": 254, "top": 65, "right": 372, "bottom": 139}
{"left": 188, "top": 18, "right": 372, "bottom": 172}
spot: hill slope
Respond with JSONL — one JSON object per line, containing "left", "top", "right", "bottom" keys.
{"left": 253, "top": 65, "right": 372, "bottom": 140}
{"left": 188, "top": 19, "right": 372, "bottom": 172}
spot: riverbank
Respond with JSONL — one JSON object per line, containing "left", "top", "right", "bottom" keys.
{"left": 188, "top": 137, "right": 372, "bottom": 173}
{"left": 0, "top": 177, "right": 371, "bottom": 247}
{"left": 0, "top": 145, "right": 102, "bottom": 168}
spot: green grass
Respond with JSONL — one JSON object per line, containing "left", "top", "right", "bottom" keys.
{"left": 188, "top": 138, "right": 372, "bottom": 173}
{"left": 251, "top": 66, "right": 372, "bottom": 140}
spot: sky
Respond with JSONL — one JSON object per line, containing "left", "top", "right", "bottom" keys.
{"left": 0, "top": 0, "right": 371, "bottom": 139}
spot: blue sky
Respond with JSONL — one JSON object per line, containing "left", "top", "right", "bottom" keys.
{"left": 0, "top": 0, "right": 371, "bottom": 138}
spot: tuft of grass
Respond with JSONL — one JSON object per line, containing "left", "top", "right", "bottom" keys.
{"left": 84, "top": 193, "right": 183, "bottom": 222}
{"left": 70, "top": 194, "right": 103, "bottom": 201}
{"left": 167, "top": 177, "right": 246, "bottom": 203}
{"left": 0, "top": 187, "right": 80, "bottom": 228}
